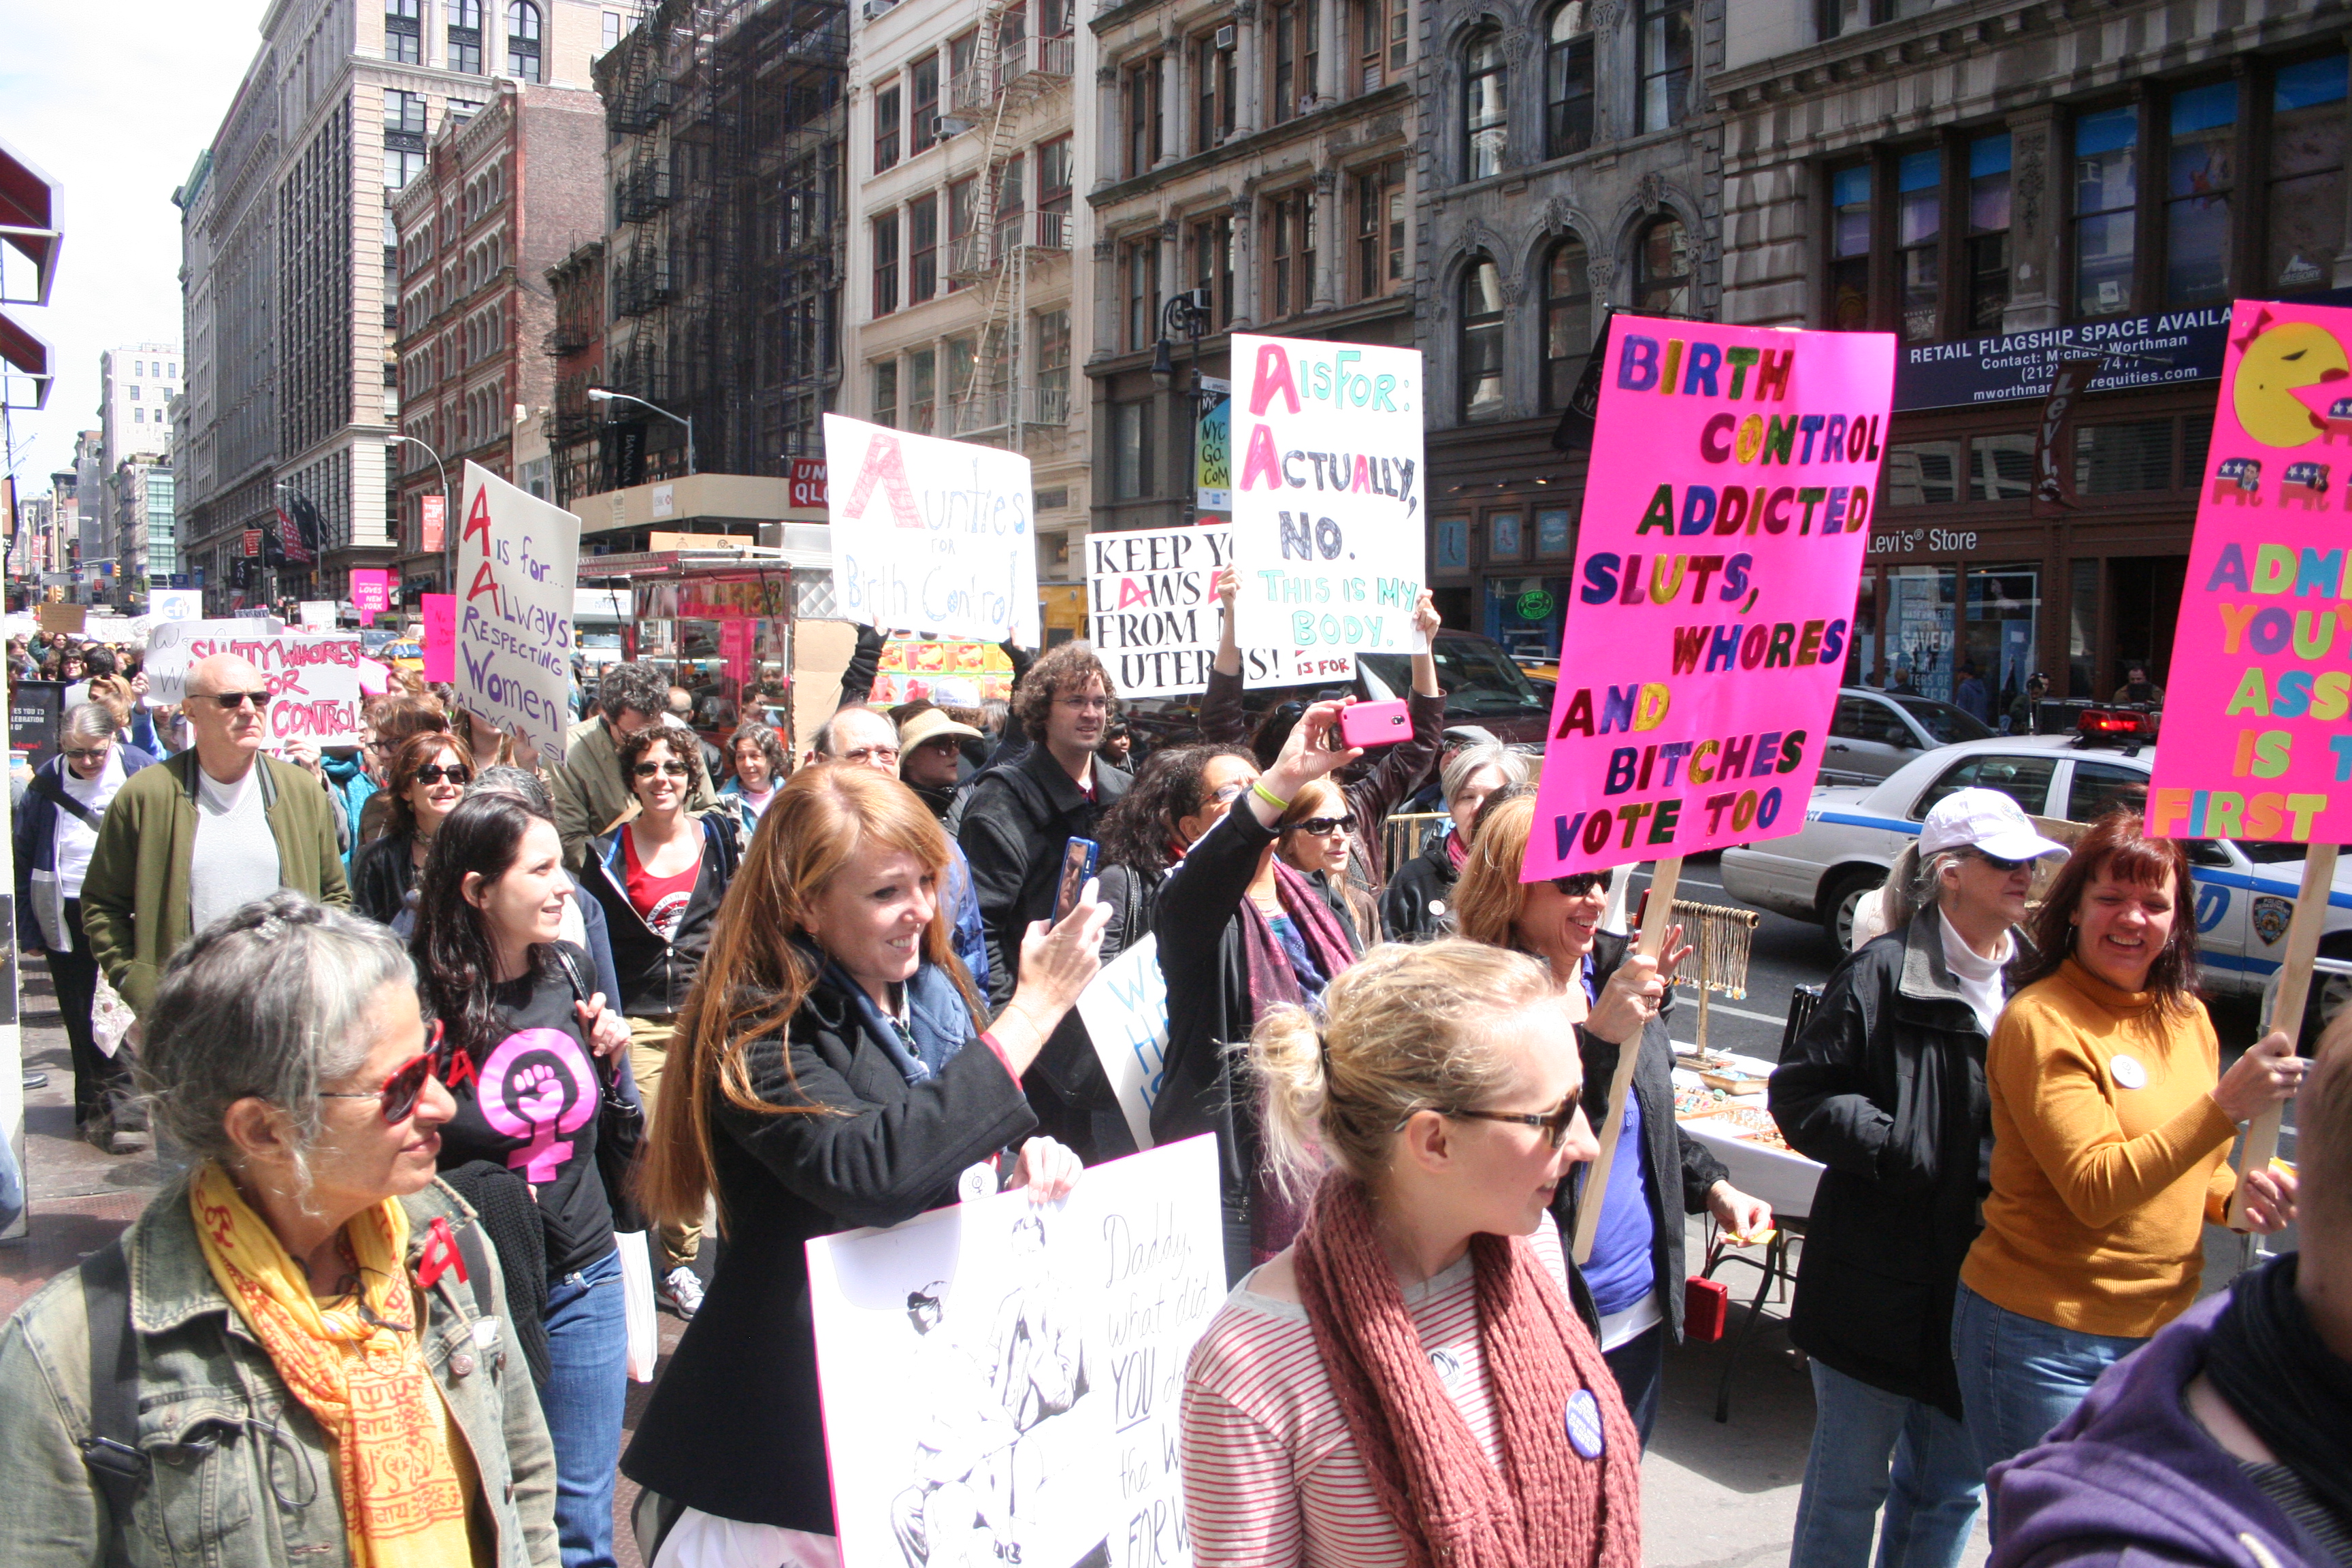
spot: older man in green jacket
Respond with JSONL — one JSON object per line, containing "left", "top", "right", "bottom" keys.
{"left": 81, "top": 652, "right": 349, "bottom": 1017}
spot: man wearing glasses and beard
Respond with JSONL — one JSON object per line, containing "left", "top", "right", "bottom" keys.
{"left": 82, "top": 651, "right": 351, "bottom": 1020}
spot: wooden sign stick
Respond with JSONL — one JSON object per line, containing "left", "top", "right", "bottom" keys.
{"left": 1572, "top": 854, "right": 1683, "bottom": 1265}
{"left": 2227, "top": 842, "right": 2339, "bottom": 1230}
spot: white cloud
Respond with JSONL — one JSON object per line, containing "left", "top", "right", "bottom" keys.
{"left": 0, "top": 3, "right": 267, "bottom": 493}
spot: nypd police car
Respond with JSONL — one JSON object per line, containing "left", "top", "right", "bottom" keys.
{"left": 1719, "top": 731, "right": 2352, "bottom": 1024}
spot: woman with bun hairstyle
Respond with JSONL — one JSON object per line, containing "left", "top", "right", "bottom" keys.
{"left": 1180, "top": 937, "right": 1641, "bottom": 1568}
{"left": 1953, "top": 810, "right": 2304, "bottom": 1514}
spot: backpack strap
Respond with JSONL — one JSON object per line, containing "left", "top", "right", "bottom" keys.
{"left": 76, "top": 1243, "right": 146, "bottom": 1567}
{"left": 30, "top": 770, "right": 104, "bottom": 833}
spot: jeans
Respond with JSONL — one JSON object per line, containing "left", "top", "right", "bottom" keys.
{"left": 1950, "top": 1284, "right": 2145, "bottom": 1539}
{"left": 542, "top": 1244, "right": 630, "bottom": 1568}
{"left": 1790, "top": 1360, "right": 1982, "bottom": 1568}
{"left": 1601, "top": 1322, "right": 1666, "bottom": 1452}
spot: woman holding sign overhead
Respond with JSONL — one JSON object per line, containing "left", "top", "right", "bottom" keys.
{"left": 621, "top": 764, "right": 1108, "bottom": 1567}
{"left": 1451, "top": 793, "right": 1769, "bottom": 1448}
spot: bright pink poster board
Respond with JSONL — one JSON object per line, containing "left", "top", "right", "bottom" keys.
{"left": 2147, "top": 299, "right": 2352, "bottom": 846}
{"left": 351, "top": 569, "right": 391, "bottom": 619}
{"left": 422, "top": 593, "right": 456, "bottom": 683}
{"left": 1524, "top": 316, "right": 1895, "bottom": 878}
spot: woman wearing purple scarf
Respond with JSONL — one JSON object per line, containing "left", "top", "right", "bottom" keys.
{"left": 1152, "top": 699, "right": 1368, "bottom": 1284}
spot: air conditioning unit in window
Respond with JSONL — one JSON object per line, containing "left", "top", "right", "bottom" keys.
{"left": 861, "top": 0, "right": 896, "bottom": 19}
{"left": 1214, "top": 22, "right": 1235, "bottom": 48}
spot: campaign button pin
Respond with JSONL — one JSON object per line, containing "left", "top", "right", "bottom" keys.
{"left": 1565, "top": 1388, "right": 1605, "bottom": 1459}
{"left": 2110, "top": 1054, "right": 2148, "bottom": 1090}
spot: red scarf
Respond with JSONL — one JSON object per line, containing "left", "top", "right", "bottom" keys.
{"left": 1292, "top": 1173, "right": 1643, "bottom": 1568}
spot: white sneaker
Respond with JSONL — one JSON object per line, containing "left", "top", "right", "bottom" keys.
{"left": 657, "top": 1265, "right": 705, "bottom": 1319}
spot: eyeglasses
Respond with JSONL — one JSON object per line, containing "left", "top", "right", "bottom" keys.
{"left": 1972, "top": 848, "right": 2032, "bottom": 873}
{"left": 1286, "top": 815, "right": 1357, "bottom": 836}
{"left": 1420, "top": 1090, "right": 1586, "bottom": 1150}
{"left": 62, "top": 746, "right": 113, "bottom": 763}
{"left": 196, "top": 691, "right": 274, "bottom": 710}
{"left": 1054, "top": 696, "right": 1112, "bottom": 713}
{"left": 320, "top": 1020, "right": 445, "bottom": 1122}
{"left": 632, "top": 760, "right": 692, "bottom": 779}
{"left": 1205, "top": 781, "right": 1251, "bottom": 805}
{"left": 838, "top": 745, "right": 900, "bottom": 765}
{"left": 1550, "top": 874, "right": 1608, "bottom": 898}
{"left": 412, "top": 763, "right": 472, "bottom": 785}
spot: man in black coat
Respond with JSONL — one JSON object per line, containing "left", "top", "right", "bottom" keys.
{"left": 958, "top": 642, "right": 1131, "bottom": 1158}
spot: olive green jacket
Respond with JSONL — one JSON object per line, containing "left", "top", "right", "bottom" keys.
{"left": 549, "top": 714, "right": 717, "bottom": 868}
{"left": 0, "top": 1175, "right": 559, "bottom": 1567}
{"left": 80, "top": 751, "right": 351, "bottom": 1017}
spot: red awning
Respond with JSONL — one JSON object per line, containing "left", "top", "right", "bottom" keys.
{"left": 0, "top": 136, "right": 64, "bottom": 306}
{"left": 0, "top": 310, "right": 52, "bottom": 409}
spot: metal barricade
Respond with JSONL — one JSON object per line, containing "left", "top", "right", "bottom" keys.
{"left": 1381, "top": 811, "right": 1448, "bottom": 885}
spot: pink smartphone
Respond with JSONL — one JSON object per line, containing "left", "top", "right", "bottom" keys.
{"left": 1333, "top": 698, "right": 1411, "bottom": 750}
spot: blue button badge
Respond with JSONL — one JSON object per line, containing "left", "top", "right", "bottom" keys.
{"left": 1565, "top": 1388, "right": 1605, "bottom": 1459}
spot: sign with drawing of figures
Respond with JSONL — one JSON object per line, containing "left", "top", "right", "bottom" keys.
{"left": 806, "top": 1135, "right": 1223, "bottom": 1568}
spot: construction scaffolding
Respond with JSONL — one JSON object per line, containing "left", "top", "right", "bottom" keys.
{"left": 590, "top": 0, "right": 847, "bottom": 487}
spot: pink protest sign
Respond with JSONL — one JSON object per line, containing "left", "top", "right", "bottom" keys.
{"left": 2147, "top": 299, "right": 2352, "bottom": 847}
{"left": 422, "top": 593, "right": 456, "bottom": 683}
{"left": 1524, "top": 316, "right": 1895, "bottom": 877}
{"left": 351, "top": 569, "right": 391, "bottom": 619}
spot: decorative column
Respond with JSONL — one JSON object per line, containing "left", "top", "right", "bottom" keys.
{"left": 2001, "top": 103, "right": 2062, "bottom": 334}
{"left": 1228, "top": 193, "right": 1258, "bottom": 328}
{"left": 1316, "top": 0, "right": 1342, "bottom": 105}
{"left": 1089, "top": 239, "right": 1119, "bottom": 363}
{"left": 1311, "top": 167, "right": 1341, "bottom": 310}
{"left": 1169, "top": 33, "right": 1194, "bottom": 159}
{"left": 1234, "top": 2, "right": 1262, "bottom": 136}
{"left": 1095, "top": 65, "right": 1122, "bottom": 185}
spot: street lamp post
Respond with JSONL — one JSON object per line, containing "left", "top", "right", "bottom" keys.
{"left": 389, "top": 434, "right": 454, "bottom": 601}
{"left": 1152, "top": 290, "right": 1213, "bottom": 526}
{"left": 587, "top": 387, "right": 695, "bottom": 478}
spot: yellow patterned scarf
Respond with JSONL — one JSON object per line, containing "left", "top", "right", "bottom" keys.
{"left": 190, "top": 1162, "right": 474, "bottom": 1568}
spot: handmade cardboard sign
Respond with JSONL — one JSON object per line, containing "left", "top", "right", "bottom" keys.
{"left": 1074, "top": 936, "right": 1170, "bottom": 1151}
{"left": 455, "top": 462, "right": 578, "bottom": 760}
{"left": 421, "top": 593, "right": 456, "bottom": 683}
{"left": 1524, "top": 316, "right": 1896, "bottom": 877}
{"left": 1085, "top": 525, "right": 1312, "bottom": 698}
{"left": 145, "top": 619, "right": 364, "bottom": 747}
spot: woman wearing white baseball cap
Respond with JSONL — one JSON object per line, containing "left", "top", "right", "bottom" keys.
{"left": 1771, "top": 788, "right": 2068, "bottom": 1568}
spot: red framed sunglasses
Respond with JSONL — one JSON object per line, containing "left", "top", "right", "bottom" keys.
{"left": 320, "top": 1019, "right": 446, "bottom": 1122}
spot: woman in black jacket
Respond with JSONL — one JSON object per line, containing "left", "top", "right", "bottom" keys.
{"left": 622, "top": 762, "right": 1108, "bottom": 1564}
{"left": 1150, "top": 701, "right": 1365, "bottom": 1284}
{"left": 1092, "top": 742, "right": 1256, "bottom": 963}
{"left": 1767, "top": 790, "right": 2067, "bottom": 1568}
{"left": 1452, "top": 791, "right": 1770, "bottom": 1449}
{"left": 1379, "top": 739, "right": 1526, "bottom": 941}
{"left": 350, "top": 730, "right": 472, "bottom": 925}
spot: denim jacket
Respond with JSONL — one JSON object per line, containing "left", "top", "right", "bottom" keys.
{"left": 0, "top": 1175, "right": 559, "bottom": 1567}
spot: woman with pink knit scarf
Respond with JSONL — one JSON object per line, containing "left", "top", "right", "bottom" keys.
{"left": 1179, "top": 937, "right": 1644, "bottom": 1568}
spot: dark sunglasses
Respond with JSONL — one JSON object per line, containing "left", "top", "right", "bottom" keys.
{"left": 319, "top": 1020, "right": 445, "bottom": 1122}
{"left": 1972, "top": 848, "right": 2032, "bottom": 873}
{"left": 632, "top": 760, "right": 692, "bottom": 779}
{"left": 62, "top": 746, "right": 112, "bottom": 763}
{"left": 1408, "top": 1089, "right": 1586, "bottom": 1150}
{"left": 1287, "top": 815, "right": 1358, "bottom": 836}
{"left": 412, "top": 763, "right": 471, "bottom": 785}
{"left": 199, "top": 691, "right": 273, "bottom": 710}
{"left": 1550, "top": 873, "right": 1608, "bottom": 897}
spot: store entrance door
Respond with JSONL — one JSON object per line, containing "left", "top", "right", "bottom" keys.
{"left": 2109, "top": 555, "right": 2186, "bottom": 697}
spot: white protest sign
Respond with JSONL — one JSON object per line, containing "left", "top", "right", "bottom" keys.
{"left": 1229, "top": 334, "right": 1428, "bottom": 660}
{"left": 806, "top": 1135, "right": 1222, "bottom": 1568}
{"left": 456, "top": 461, "right": 579, "bottom": 761}
{"left": 821, "top": 413, "right": 1041, "bottom": 646}
{"left": 1074, "top": 935, "right": 1171, "bottom": 1150}
{"left": 298, "top": 600, "right": 336, "bottom": 629}
{"left": 1086, "top": 526, "right": 1337, "bottom": 698}
{"left": 144, "top": 619, "right": 365, "bottom": 746}
{"left": 148, "top": 589, "right": 203, "bottom": 623}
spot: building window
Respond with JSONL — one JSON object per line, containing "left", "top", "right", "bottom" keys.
{"left": 2164, "top": 82, "right": 2236, "bottom": 306}
{"left": 2074, "top": 105, "right": 2138, "bottom": 317}
{"left": 909, "top": 193, "right": 938, "bottom": 303}
{"left": 1271, "top": 1, "right": 1317, "bottom": 124}
{"left": 1636, "top": 216, "right": 1692, "bottom": 316}
{"left": 450, "top": 0, "right": 484, "bottom": 73}
{"left": 1125, "top": 238, "right": 1160, "bottom": 353}
{"left": 1896, "top": 149, "right": 1939, "bottom": 342}
{"left": 1542, "top": 239, "right": 1590, "bottom": 409}
{"left": 874, "top": 361, "right": 898, "bottom": 427}
{"left": 506, "top": 3, "right": 541, "bottom": 82}
{"left": 1267, "top": 186, "right": 1316, "bottom": 318}
{"left": 1126, "top": 60, "right": 1163, "bottom": 178}
{"left": 1039, "top": 134, "right": 1073, "bottom": 225}
{"left": 1191, "top": 212, "right": 1235, "bottom": 325}
{"left": 948, "top": 176, "right": 977, "bottom": 291}
{"left": 604, "top": 10, "right": 621, "bottom": 50}
{"left": 385, "top": 90, "right": 429, "bottom": 189}
{"left": 1035, "top": 308, "right": 1071, "bottom": 418}
{"left": 2270, "top": 55, "right": 2349, "bottom": 294}
{"left": 1196, "top": 30, "right": 1237, "bottom": 148}
{"left": 1460, "top": 257, "right": 1505, "bottom": 420}
{"left": 1354, "top": 0, "right": 1406, "bottom": 92}
{"left": 908, "top": 347, "right": 937, "bottom": 433}
{"left": 2074, "top": 420, "right": 2172, "bottom": 495}
{"left": 872, "top": 212, "right": 899, "bottom": 316}
{"left": 1354, "top": 160, "right": 1404, "bottom": 300}
{"left": 1639, "top": 0, "right": 1692, "bottom": 132}
{"left": 1967, "top": 133, "right": 2012, "bottom": 331}
{"left": 387, "top": 0, "right": 422, "bottom": 63}
{"left": 1463, "top": 28, "right": 1507, "bottom": 180}
{"left": 910, "top": 56, "right": 940, "bottom": 154}
{"left": 1828, "top": 163, "right": 1869, "bottom": 329}
{"left": 994, "top": 153, "right": 1026, "bottom": 254}
{"left": 1547, "top": 3, "right": 1595, "bottom": 159}
{"left": 1112, "top": 401, "right": 1150, "bottom": 499}
{"left": 875, "top": 83, "right": 901, "bottom": 172}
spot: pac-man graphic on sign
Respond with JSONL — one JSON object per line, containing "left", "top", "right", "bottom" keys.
{"left": 2230, "top": 313, "right": 2349, "bottom": 448}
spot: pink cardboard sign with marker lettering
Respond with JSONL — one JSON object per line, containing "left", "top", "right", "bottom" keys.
{"left": 2147, "top": 299, "right": 2352, "bottom": 846}
{"left": 1524, "top": 316, "right": 1896, "bottom": 878}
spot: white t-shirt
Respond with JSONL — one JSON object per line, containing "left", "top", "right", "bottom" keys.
{"left": 53, "top": 749, "right": 128, "bottom": 904}
{"left": 190, "top": 760, "right": 283, "bottom": 933}
{"left": 1939, "top": 908, "right": 2012, "bottom": 1038}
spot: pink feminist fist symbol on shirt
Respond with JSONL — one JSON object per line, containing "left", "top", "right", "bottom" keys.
{"left": 477, "top": 1028, "right": 597, "bottom": 1183}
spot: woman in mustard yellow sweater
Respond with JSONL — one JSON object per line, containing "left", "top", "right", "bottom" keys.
{"left": 1953, "top": 812, "right": 2305, "bottom": 1519}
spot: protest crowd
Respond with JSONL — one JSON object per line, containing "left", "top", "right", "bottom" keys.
{"left": 0, "top": 574, "right": 2342, "bottom": 1568}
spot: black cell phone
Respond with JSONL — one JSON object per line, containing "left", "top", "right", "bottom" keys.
{"left": 1051, "top": 836, "right": 1099, "bottom": 926}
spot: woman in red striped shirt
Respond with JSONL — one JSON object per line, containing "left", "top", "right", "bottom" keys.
{"left": 1179, "top": 937, "right": 1644, "bottom": 1568}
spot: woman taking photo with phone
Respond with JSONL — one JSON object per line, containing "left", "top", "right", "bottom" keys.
{"left": 1181, "top": 938, "right": 1642, "bottom": 1568}
{"left": 352, "top": 730, "right": 473, "bottom": 926}
{"left": 1275, "top": 777, "right": 1383, "bottom": 950}
{"left": 412, "top": 793, "right": 634, "bottom": 1568}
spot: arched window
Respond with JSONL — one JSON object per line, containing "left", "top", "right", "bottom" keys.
{"left": 508, "top": 2, "right": 542, "bottom": 82}
{"left": 1463, "top": 28, "right": 1507, "bottom": 180}
{"left": 1635, "top": 216, "right": 1691, "bottom": 316}
{"left": 1460, "top": 257, "right": 1505, "bottom": 419}
{"left": 1541, "top": 239, "right": 1591, "bottom": 408}
{"left": 1546, "top": 3, "right": 1594, "bottom": 157}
